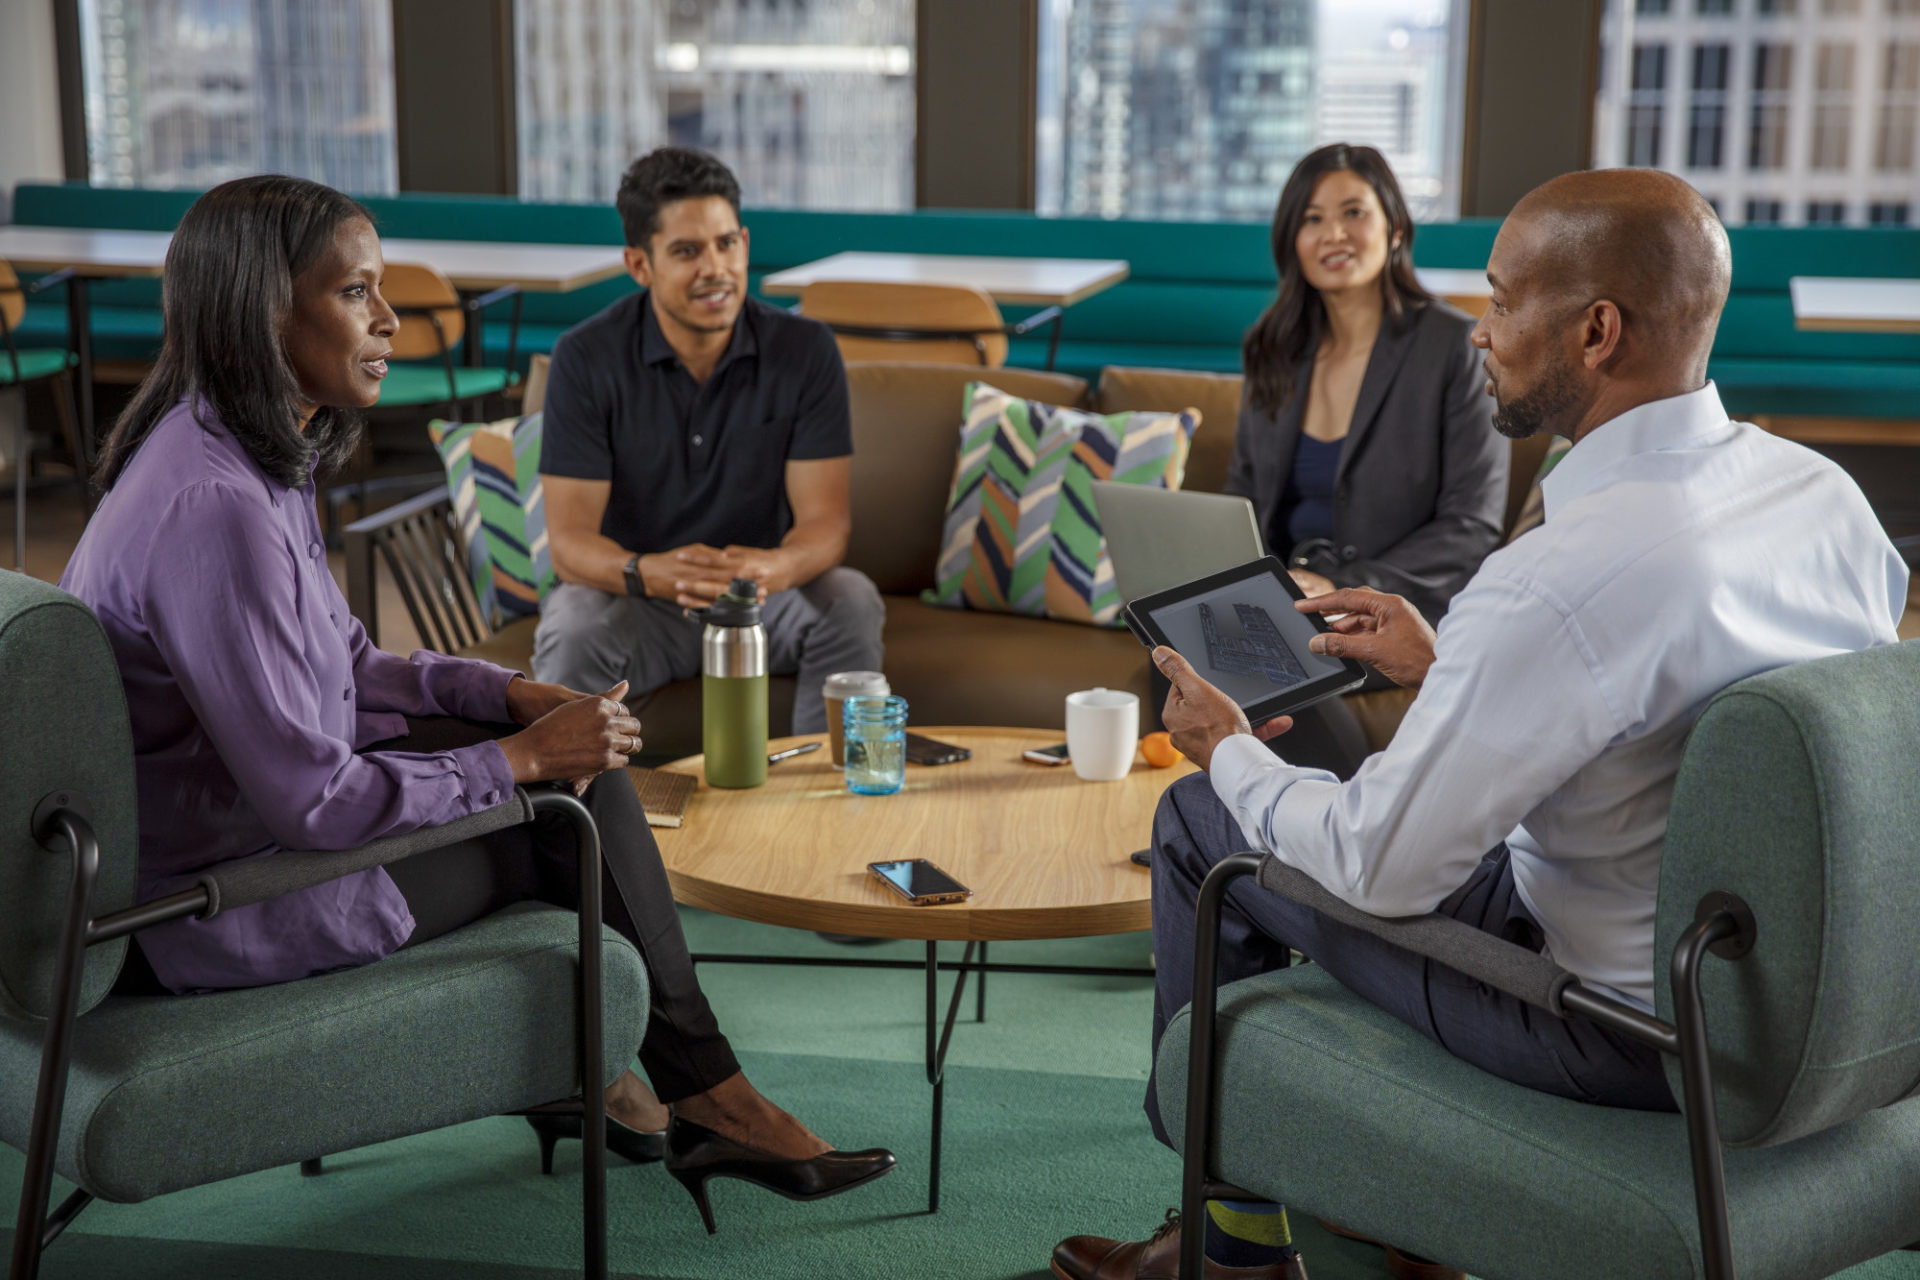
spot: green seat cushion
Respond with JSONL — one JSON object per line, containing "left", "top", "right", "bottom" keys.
{"left": 0, "top": 348, "right": 75, "bottom": 385}
{"left": 923, "top": 381, "right": 1196, "bottom": 626}
{"left": 0, "top": 902, "right": 646, "bottom": 1203}
{"left": 428, "top": 413, "right": 555, "bottom": 626}
{"left": 377, "top": 363, "right": 516, "bottom": 410}
{"left": 1156, "top": 964, "right": 1920, "bottom": 1280}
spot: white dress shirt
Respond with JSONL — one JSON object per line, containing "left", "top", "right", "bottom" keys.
{"left": 1210, "top": 384, "right": 1907, "bottom": 1011}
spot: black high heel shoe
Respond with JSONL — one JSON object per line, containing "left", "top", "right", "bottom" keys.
{"left": 526, "top": 1111, "right": 667, "bottom": 1175}
{"left": 663, "top": 1116, "right": 897, "bottom": 1234}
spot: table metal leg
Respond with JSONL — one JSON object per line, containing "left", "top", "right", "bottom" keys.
{"left": 13, "top": 395, "right": 26, "bottom": 572}
{"left": 461, "top": 290, "right": 484, "bottom": 368}
{"left": 976, "top": 940, "right": 988, "bottom": 1023}
{"left": 924, "top": 938, "right": 977, "bottom": 1214}
{"left": 65, "top": 278, "right": 94, "bottom": 478}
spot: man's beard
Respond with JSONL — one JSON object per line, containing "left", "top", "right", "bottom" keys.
{"left": 1491, "top": 356, "right": 1581, "bottom": 440}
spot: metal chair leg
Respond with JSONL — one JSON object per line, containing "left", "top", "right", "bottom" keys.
{"left": 13, "top": 388, "right": 26, "bottom": 573}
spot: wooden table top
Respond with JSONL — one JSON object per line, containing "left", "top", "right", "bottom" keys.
{"left": 1415, "top": 266, "right": 1491, "bottom": 299}
{"left": 760, "top": 251, "right": 1131, "bottom": 307}
{"left": 1790, "top": 275, "right": 1920, "bottom": 333}
{"left": 0, "top": 225, "right": 626, "bottom": 293}
{"left": 647, "top": 726, "right": 1195, "bottom": 941}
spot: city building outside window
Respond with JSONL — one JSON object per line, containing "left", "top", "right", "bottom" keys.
{"left": 1035, "top": 0, "right": 1465, "bottom": 222}
{"left": 1629, "top": 44, "right": 1671, "bottom": 166}
{"left": 1640, "top": 0, "right": 1674, "bottom": 13}
{"left": 1879, "top": 41, "right": 1920, "bottom": 169}
{"left": 1698, "top": 0, "right": 1734, "bottom": 12}
{"left": 76, "top": 0, "right": 396, "bottom": 193}
{"left": 1805, "top": 198, "right": 1849, "bottom": 219}
{"left": 516, "top": 0, "right": 914, "bottom": 209}
{"left": 1869, "top": 198, "right": 1912, "bottom": 220}
{"left": 1689, "top": 42, "right": 1730, "bottom": 167}
{"left": 1599, "top": 0, "right": 1920, "bottom": 224}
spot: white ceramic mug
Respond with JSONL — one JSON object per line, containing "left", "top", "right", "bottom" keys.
{"left": 1065, "top": 687, "right": 1140, "bottom": 782}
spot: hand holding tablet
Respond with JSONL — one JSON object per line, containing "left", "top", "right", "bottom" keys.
{"left": 1122, "top": 556, "right": 1369, "bottom": 725}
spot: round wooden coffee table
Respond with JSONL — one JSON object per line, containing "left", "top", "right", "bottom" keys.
{"left": 650, "top": 726, "right": 1195, "bottom": 941}
{"left": 645, "top": 725, "right": 1196, "bottom": 1211}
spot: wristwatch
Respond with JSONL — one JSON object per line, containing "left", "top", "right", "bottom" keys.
{"left": 622, "top": 553, "right": 645, "bottom": 598}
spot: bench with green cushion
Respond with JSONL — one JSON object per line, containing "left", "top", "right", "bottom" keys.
{"left": 0, "top": 569, "right": 644, "bottom": 1276}
{"left": 1156, "top": 640, "right": 1920, "bottom": 1280}
{"left": 13, "top": 179, "right": 1920, "bottom": 417}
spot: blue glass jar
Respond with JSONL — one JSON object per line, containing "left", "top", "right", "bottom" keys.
{"left": 843, "top": 695, "right": 908, "bottom": 795}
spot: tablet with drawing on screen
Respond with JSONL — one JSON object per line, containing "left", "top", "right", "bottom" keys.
{"left": 1121, "top": 556, "right": 1367, "bottom": 724}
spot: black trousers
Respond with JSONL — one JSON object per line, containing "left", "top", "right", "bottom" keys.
{"left": 372, "top": 717, "right": 740, "bottom": 1103}
{"left": 1144, "top": 773, "right": 1675, "bottom": 1148}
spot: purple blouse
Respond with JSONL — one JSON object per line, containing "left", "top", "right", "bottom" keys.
{"left": 59, "top": 401, "right": 518, "bottom": 993}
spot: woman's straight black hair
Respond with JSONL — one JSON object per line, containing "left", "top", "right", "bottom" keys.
{"left": 95, "top": 174, "right": 373, "bottom": 492}
{"left": 1242, "top": 142, "right": 1431, "bottom": 417}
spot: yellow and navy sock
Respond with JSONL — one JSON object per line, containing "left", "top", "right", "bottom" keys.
{"left": 1204, "top": 1199, "right": 1298, "bottom": 1268}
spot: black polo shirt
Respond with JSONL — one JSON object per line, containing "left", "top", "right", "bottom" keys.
{"left": 539, "top": 291, "right": 851, "bottom": 554}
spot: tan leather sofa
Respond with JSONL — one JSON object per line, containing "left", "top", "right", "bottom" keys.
{"left": 355, "top": 360, "right": 1548, "bottom": 762}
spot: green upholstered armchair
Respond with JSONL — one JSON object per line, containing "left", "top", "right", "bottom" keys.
{"left": 1159, "top": 640, "right": 1920, "bottom": 1280}
{"left": 0, "top": 570, "right": 647, "bottom": 1280}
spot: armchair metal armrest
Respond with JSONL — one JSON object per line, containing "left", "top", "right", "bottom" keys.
{"left": 463, "top": 284, "right": 522, "bottom": 313}
{"left": 462, "top": 285, "right": 524, "bottom": 378}
{"left": 196, "top": 789, "right": 539, "bottom": 918}
{"left": 1004, "top": 305, "right": 1064, "bottom": 336}
{"left": 23, "top": 268, "right": 78, "bottom": 295}
{"left": 1254, "top": 857, "right": 1576, "bottom": 1015}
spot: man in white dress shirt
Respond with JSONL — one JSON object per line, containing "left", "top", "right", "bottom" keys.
{"left": 1050, "top": 170, "right": 1908, "bottom": 1280}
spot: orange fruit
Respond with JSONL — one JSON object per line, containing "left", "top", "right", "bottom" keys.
{"left": 1140, "top": 731, "right": 1183, "bottom": 769}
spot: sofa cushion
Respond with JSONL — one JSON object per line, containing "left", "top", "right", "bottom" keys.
{"left": 878, "top": 594, "right": 1151, "bottom": 730}
{"left": 924, "top": 382, "right": 1196, "bottom": 626}
{"left": 1092, "top": 365, "right": 1246, "bottom": 496}
{"left": 844, "top": 362, "right": 1089, "bottom": 597}
{"left": 428, "top": 413, "right": 556, "bottom": 627}
{"left": 0, "top": 902, "right": 647, "bottom": 1203}
{"left": 1156, "top": 963, "right": 1920, "bottom": 1280}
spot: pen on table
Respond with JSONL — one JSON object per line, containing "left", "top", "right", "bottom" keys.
{"left": 767, "top": 742, "right": 823, "bottom": 765}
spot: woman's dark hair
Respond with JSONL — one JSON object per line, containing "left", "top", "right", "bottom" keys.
{"left": 96, "top": 174, "right": 372, "bottom": 491}
{"left": 1242, "top": 143, "right": 1430, "bottom": 417}
{"left": 616, "top": 146, "right": 743, "bottom": 250}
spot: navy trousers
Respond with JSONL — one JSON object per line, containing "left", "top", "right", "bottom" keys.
{"left": 1144, "top": 773, "right": 1675, "bottom": 1147}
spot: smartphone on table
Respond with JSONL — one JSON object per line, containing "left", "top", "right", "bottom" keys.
{"left": 904, "top": 731, "right": 971, "bottom": 766}
{"left": 869, "top": 858, "right": 972, "bottom": 906}
{"left": 1022, "top": 742, "right": 1071, "bottom": 766}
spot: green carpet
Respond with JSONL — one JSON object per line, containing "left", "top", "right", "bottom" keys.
{"left": 3, "top": 909, "right": 1918, "bottom": 1279}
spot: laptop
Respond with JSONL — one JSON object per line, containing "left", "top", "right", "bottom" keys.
{"left": 1090, "top": 482, "right": 1266, "bottom": 605}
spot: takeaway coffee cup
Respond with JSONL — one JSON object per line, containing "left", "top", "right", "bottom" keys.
{"left": 823, "top": 671, "right": 890, "bottom": 767}
{"left": 1065, "top": 687, "right": 1140, "bottom": 782}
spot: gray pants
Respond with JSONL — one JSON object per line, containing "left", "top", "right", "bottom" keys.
{"left": 531, "top": 566, "right": 885, "bottom": 734}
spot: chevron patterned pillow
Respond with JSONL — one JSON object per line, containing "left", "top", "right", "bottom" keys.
{"left": 428, "top": 412, "right": 557, "bottom": 629}
{"left": 922, "top": 383, "right": 1199, "bottom": 627}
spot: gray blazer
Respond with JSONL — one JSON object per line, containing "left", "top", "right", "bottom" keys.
{"left": 1224, "top": 300, "right": 1507, "bottom": 622}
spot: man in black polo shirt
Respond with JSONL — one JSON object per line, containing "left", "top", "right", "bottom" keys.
{"left": 534, "top": 147, "right": 883, "bottom": 733}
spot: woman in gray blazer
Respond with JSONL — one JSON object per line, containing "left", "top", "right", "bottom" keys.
{"left": 1229, "top": 142, "right": 1506, "bottom": 625}
{"left": 1227, "top": 143, "right": 1507, "bottom": 775}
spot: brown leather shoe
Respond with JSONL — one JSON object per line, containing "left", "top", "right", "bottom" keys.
{"left": 1051, "top": 1209, "right": 1309, "bottom": 1280}
{"left": 1314, "top": 1219, "right": 1463, "bottom": 1280}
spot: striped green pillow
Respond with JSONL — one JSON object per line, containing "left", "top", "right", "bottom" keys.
{"left": 428, "top": 413, "right": 556, "bottom": 629}
{"left": 922, "top": 383, "right": 1197, "bottom": 627}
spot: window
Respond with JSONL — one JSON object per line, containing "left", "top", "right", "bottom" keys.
{"left": 1757, "top": 0, "right": 1797, "bottom": 13}
{"left": 1745, "top": 197, "right": 1785, "bottom": 221}
{"left": 1639, "top": 0, "right": 1673, "bottom": 12}
{"left": 1749, "top": 42, "right": 1794, "bottom": 168}
{"left": 1878, "top": 42, "right": 1920, "bottom": 168}
{"left": 1629, "top": 44, "right": 1670, "bottom": 166}
{"left": 1811, "top": 42, "right": 1855, "bottom": 168}
{"left": 1036, "top": 1, "right": 1460, "bottom": 221}
{"left": 1698, "top": 0, "right": 1735, "bottom": 12}
{"left": 1869, "top": 200, "right": 1911, "bottom": 221}
{"left": 516, "top": 0, "right": 915, "bottom": 209}
{"left": 1689, "top": 43, "right": 1731, "bottom": 167}
{"left": 1891, "top": 0, "right": 1920, "bottom": 13}
{"left": 76, "top": 0, "right": 396, "bottom": 193}
{"left": 1821, "top": 0, "right": 1861, "bottom": 12}
{"left": 1805, "top": 199, "right": 1848, "bottom": 221}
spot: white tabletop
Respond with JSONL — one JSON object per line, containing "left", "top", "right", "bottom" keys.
{"left": 0, "top": 225, "right": 626, "bottom": 293}
{"left": 760, "top": 250, "right": 1131, "bottom": 307}
{"left": 1416, "top": 266, "right": 1491, "bottom": 299}
{"left": 1790, "top": 275, "right": 1920, "bottom": 333}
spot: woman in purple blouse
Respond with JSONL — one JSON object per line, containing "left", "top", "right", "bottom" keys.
{"left": 60, "top": 175, "right": 892, "bottom": 1228}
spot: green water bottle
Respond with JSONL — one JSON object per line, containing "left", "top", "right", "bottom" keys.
{"left": 700, "top": 578, "right": 768, "bottom": 789}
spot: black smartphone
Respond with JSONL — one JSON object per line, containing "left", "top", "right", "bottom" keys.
{"left": 1022, "top": 741, "right": 1071, "bottom": 765}
{"left": 904, "top": 731, "right": 972, "bottom": 766}
{"left": 869, "top": 858, "right": 972, "bottom": 906}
